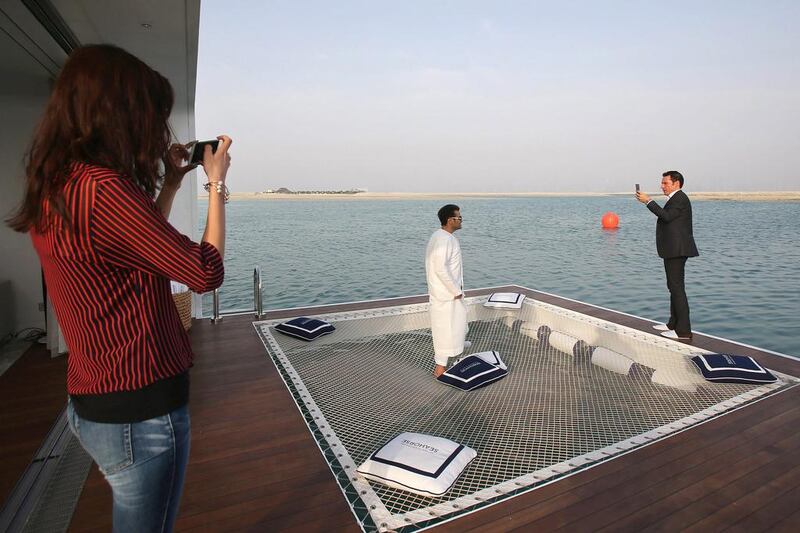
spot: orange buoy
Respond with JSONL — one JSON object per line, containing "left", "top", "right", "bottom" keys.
{"left": 601, "top": 212, "right": 619, "bottom": 229}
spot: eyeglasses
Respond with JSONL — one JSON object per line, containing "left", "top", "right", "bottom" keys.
{"left": 450, "top": 216, "right": 463, "bottom": 220}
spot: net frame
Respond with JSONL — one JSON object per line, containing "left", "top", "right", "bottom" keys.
{"left": 254, "top": 296, "right": 799, "bottom": 532}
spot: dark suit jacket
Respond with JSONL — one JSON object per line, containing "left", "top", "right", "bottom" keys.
{"left": 647, "top": 189, "right": 699, "bottom": 259}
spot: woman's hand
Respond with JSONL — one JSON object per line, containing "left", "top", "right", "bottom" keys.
{"left": 163, "top": 143, "right": 194, "bottom": 190}
{"left": 201, "top": 136, "right": 232, "bottom": 258}
{"left": 202, "top": 135, "right": 232, "bottom": 184}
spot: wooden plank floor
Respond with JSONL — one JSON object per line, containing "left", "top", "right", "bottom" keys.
{"left": 3, "top": 286, "right": 798, "bottom": 532}
{"left": 0, "top": 343, "right": 67, "bottom": 504}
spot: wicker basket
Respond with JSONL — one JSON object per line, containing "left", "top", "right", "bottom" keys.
{"left": 172, "top": 291, "right": 192, "bottom": 331}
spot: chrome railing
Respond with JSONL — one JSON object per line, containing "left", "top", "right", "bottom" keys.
{"left": 254, "top": 265, "right": 263, "bottom": 318}
{"left": 210, "top": 287, "right": 223, "bottom": 323}
{"left": 209, "top": 265, "right": 264, "bottom": 322}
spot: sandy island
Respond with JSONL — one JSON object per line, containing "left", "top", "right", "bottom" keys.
{"left": 199, "top": 191, "right": 800, "bottom": 202}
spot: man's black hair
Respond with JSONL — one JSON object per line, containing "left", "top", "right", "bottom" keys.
{"left": 437, "top": 204, "right": 460, "bottom": 226}
{"left": 662, "top": 170, "right": 684, "bottom": 188}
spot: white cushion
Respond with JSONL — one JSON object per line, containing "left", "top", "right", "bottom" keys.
{"left": 483, "top": 292, "right": 526, "bottom": 309}
{"left": 519, "top": 321, "right": 547, "bottom": 340}
{"left": 591, "top": 347, "right": 634, "bottom": 375}
{"left": 357, "top": 432, "right": 477, "bottom": 497}
{"left": 548, "top": 331, "right": 579, "bottom": 355}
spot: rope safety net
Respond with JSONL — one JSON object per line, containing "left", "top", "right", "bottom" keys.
{"left": 255, "top": 296, "right": 798, "bottom": 532}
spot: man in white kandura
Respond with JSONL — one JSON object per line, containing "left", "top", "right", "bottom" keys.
{"left": 425, "top": 204, "right": 470, "bottom": 378}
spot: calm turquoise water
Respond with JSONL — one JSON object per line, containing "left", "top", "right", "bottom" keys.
{"left": 199, "top": 197, "right": 800, "bottom": 357}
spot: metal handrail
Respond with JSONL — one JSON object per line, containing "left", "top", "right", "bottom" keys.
{"left": 209, "top": 265, "right": 264, "bottom": 323}
{"left": 210, "top": 287, "right": 223, "bottom": 323}
{"left": 254, "top": 266, "right": 263, "bottom": 318}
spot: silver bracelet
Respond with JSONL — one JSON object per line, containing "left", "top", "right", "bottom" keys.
{"left": 203, "top": 181, "right": 230, "bottom": 203}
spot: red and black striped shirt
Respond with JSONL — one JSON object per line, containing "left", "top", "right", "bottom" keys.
{"left": 31, "top": 163, "right": 223, "bottom": 403}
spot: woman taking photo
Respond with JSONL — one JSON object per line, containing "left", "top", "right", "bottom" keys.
{"left": 7, "top": 44, "right": 230, "bottom": 532}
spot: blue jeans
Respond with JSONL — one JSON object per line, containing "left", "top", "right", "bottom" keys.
{"left": 67, "top": 401, "right": 191, "bottom": 533}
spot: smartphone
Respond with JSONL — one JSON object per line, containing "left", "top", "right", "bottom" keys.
{"left": 188, "top": 140, "right": 219, "bottom": 165}
{"left": 635, "top": 183, "right": 640, "bottom": 192}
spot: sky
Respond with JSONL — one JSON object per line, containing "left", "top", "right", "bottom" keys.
{"left": 195, "top": 0, "right": 800, "bottom": 193}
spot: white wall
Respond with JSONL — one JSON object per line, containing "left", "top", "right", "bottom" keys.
{"left": 165, "top": 108, "right": 205, "bottom": 317}
{"left": 166, "top": 108, "right": 198, "bottom": 239}
{"left": 0, "top": 32, "right": 56, "bottom": 335}
{"left": 0, "top": 0, "right": 203, "bottom": 332}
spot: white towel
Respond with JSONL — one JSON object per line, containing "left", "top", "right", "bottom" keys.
{"left": 170, "top": 281, "right": 189, "bottom": 294}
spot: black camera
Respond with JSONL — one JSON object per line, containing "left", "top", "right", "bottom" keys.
{"left": 187, "top": 140, "right": 219, "bottom": 165}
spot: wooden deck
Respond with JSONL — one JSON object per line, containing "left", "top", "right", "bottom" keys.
{"left": 0, "top": 343, "right": 67, "bottom": 506}
{"left": 2, "top": 285, "right": 799, "bottom": 532}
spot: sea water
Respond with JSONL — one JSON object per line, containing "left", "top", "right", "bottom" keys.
{"left": 199, "top": 197, "right": 800, "bottom": 357}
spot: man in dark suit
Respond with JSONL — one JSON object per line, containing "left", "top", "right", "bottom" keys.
{"left": 636, "top": 170, "right": 699, "bottom": 340}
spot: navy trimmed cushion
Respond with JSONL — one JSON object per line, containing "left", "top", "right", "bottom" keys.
{"left": 274, "top": 317, "right": 335, "bottom": 341}
{"left": 357, "top": 432, "right": 477, "bottom": 497}
{"left": 691, "top": 353, "right": 777, "bottom": 384}
{"left": 438, "top": 351, "right": 508, "bottom": 390}
{"left": 483, "top": 292, "right": 526, "bottom": 309}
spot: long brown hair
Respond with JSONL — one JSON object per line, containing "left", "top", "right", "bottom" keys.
{"left": 7, "top": 44, "right": 175, "bottom": 232}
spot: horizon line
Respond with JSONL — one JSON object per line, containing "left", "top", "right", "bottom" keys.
{"left": 196, "top": 190, "right": 800, "bottom": 201}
